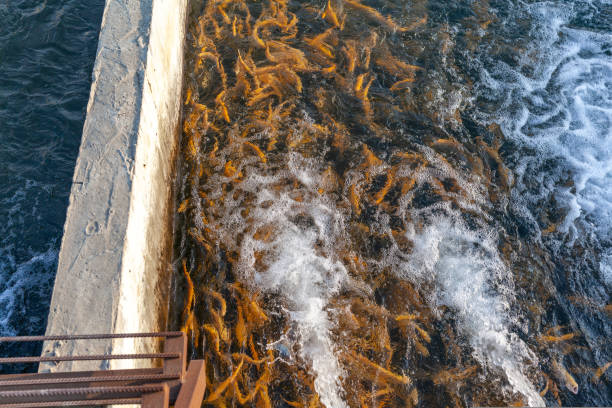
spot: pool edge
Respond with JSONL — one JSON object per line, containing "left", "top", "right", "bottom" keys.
{"left": 40, "top": 0, "right": 188, "bottom": 372}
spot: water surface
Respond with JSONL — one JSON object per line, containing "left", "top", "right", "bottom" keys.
{"left": 173, "top": 0, "right": 611, "bottom": 406}
{"left": 0, "top": 0, "right": 104, "bottom": 373}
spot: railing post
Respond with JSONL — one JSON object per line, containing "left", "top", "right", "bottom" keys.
{"left": 162, "top": 333, "right": 187, "bottom": 378}
{"left": 161, "top": 332, "right": 187, "bottom": 401}
{"left": 174, "top": 360, "right": 206, "bottom": 408}
{"left": 141, "top": 383, "right": 169, "bottom": 408}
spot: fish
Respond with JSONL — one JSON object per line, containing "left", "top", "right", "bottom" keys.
{"left": 374, "top": 169, "right": 394, "bottom": 204}
{"left": 354, "top": 73, "right": 366, "bottom": 92}
{"left": 390, "top": 78, "right": 416, "bottom": 91}
{"left": 235, "top": 305, "right": 247, "bottom": 346}
{"left": 305, "top": 27, "right": 336, "bottom": 59}
{"left": 177, "top": 199, "right": 189, "bottom": 213}
{"left": 215, "top": 91, "right": 231, "bottom": 123}
{"left": 537, "top": 332, "right": 577, "bottom": 343}
{"left": 341, "top": 350, "right": 411, "bottom": 386}
{"left": 592, "top": 362, "right": 612, "bottom": 383}
{"left": 202, "top": 324, "right": 221, "bottom": 354}
{"left": 224, "top": 160, "right": 237, "bottom": 178}
{"left": 552, "top": 360, "right": 579, "bottom": 394}
{"left": 433, "top": 366, "right": 478, "bottom": 386}
{"left": 217, "top": 5, "right": 230, "bottom": 25}
{"left": 205, "top": 357, "right": 244, "bottom": 403}
{"left": 244, "top": 141, "right": 267, "bottom": 163}
{"left": 349, "top": 184, "right": 362, "bottom": 215}
{"left": 322, "top": 0, "right": 341, "bottom": 28}
{"left": 344, "top": 0, "right": 403, "bottom": 32}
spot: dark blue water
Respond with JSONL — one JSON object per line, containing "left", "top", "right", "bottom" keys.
{"left": 0, "top": 0, "right": 104, "bottom": 372}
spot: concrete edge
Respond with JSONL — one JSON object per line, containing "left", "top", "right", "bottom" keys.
{"left": 41, "top": 0, "right": 187, "bottom": 372}
{"left": 111, "top": 0, "right": 188, "bottom": 369}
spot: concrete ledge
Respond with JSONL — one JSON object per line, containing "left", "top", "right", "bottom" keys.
{"left": 41, "top": 0, "right": 187, "bottom": 372}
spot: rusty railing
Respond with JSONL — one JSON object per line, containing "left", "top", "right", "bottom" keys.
{"left": 0, "top": 332, "right": 205, "bottom": 408}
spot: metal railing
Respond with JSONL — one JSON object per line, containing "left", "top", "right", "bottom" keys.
{"left": 0, "top": 332, "right": 206, "bottom": 408}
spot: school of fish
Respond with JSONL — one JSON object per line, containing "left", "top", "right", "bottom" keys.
{"left": 173, "top": 0, "right": 611, "bottom": 406}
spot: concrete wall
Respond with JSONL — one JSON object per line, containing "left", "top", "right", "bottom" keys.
{"left": 41, "top": 0, "right": 188, "bottom": 372}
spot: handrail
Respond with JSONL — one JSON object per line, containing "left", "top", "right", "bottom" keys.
{"left": 0, "top": 384, "right": 167, "bottom": 398}
{"left": 0, "top": 372, "right": 179, "bottom": 386}
{"left": 1, "top": 398, "right": 142, "bottom": 407}
{"left": 0, "top": 332, "right": 206, "bottom": 408}
{"left": 0, "top": 332, "right": 184, "bottom": 342}
{"left": 0, "top": 353, "right": 180, "bottom": 364}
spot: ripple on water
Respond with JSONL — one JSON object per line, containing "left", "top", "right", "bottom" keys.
{"left": 169, "top": 0, "right": 610, "bottom": 406}
{"left": 0, "top": 0, "right": 104, "bottom": 372}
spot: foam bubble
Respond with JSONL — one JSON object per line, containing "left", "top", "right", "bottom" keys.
{"left": 236, "top": 187, "right": 349, "bottom": 407}
{"left": 475, "top": 1, "right": 612, "bottom": 247}
{"left": 255, "top": 224, "right": 348, "bottom": 408}
{"left": 601, "top": 251, "right": 612, "bottom": 289}
{"left": 0, "top": 247, "right": 57, "bottom": 336}
{"left": 401, "top": 218, "right": 545, "bottom": 406}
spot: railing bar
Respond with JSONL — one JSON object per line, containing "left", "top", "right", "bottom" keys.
{"left": 0, "top": 398, "right": 141, "bottom": 407}
{"left": 0, "top": 373, "right": 180, "bottom": 386}
{"left": 0, "top": 384, "right": 165, "bottom": 398}
{"left": 0, "top": 353, "right": 180, "bottom": 364}
{"left": 0, "top": 332, "right": 183, "bottom": 342}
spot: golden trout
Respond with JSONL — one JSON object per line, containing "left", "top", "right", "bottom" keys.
{"left": 552, "top": 360, "right": 579, "bottom": 394}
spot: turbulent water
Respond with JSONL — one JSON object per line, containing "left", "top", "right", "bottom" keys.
{"left": 174, "top": 0, "right": 610, "bottom": 406}
{"left": 0, "top": 0, "right": 104, "bottom": 373}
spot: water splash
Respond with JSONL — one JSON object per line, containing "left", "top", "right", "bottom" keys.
{"left": 175, "top": 0, "right": 610, "bottom": 405}
{"left": 475, "top": 1, "right": 612, "bottom": 246}
{"left": 236, "top": 164, "right": 350, "bottom": 407}
{"left": 0, "top": 247, "right": 57, "bottom": 336}
{"left": 402, "top": 218, "right": 544, "bottom": 406}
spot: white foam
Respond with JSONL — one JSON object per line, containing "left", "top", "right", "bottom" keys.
{"left": 200, "top": 138, "right": 352, "bottom": 405}
{"left": 0, "top": 248, "right": 57, "bottom": 336}
{"left": 601, "top": 250, "right": 612, "bottom": 289}
{"left": 256, "top": 223, "right": 348, "bottom": 408}
{"left": 236, "top": 194, "right": 349, "bottom": 408}
{"left": 200, "top": 129, "right": 547, "bottom": 406}
{"left": 400, "top": 219, "right": 544, "bottom": 406}
{"left": 475, "top": 1, "right": 612, "bottom": 246}
{"left": 0, "top": 180, "right": 60, "bottom": 336}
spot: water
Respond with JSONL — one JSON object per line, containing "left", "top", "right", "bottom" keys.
{"left": 470, "top": 1, "right": 612, "bottom": 403}
{"left": 0, "top": 0, "right": 104, "bottom": 372}
{"left": 174, "top": 0, "right": 611, "bottom": 406}
{"left": 474, "top": 0, "right": 611, "bottom": 250}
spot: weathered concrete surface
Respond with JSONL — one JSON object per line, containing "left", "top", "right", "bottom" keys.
{"left": 41, "top": 0, "right": 187, "bottom": 372}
